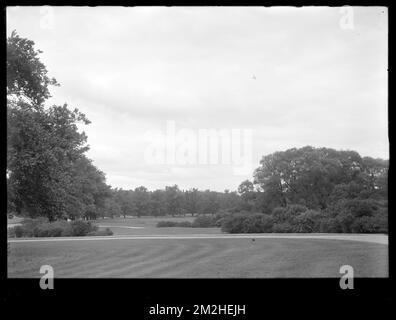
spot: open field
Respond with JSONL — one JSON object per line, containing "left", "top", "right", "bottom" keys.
{"left": 8, "top": 233, "right": 388, "bottom": 278}
{"left": 93, "top": 216, "right": 220, "bottom": 235}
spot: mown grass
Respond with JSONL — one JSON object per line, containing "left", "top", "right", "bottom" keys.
{"left": 8, "top": 238, "right": 388, "bottom": 278}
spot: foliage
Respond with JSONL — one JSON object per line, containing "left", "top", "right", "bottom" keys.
{"left": 87, "top": 228, "right": 114, "bottom": 236}
{"left": 192, "top": 215, "right": 216, "bottom": 228}
{"left": 7, "top": 31, "right": 109, "bottom": 222}
{"left": 6, "top": 32, "right": 388, "bottom": 235}
{"left": 8, "top": 218, "right": 103, "bottom": 237}
{"left": 253, "top": 146, "right": 387, "bottom": 212}
{"left": 7, "top": 30, "right": 59, "bottom": 106}
{"left": 156, "top": 221, "right": 193, "bottom": 227}
{"left": 221, "top": 212, "right": 274, "bottom": 233}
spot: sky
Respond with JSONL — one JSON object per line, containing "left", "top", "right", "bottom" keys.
{"left": 6, "top": 6, "right": 388, "bottom": 192}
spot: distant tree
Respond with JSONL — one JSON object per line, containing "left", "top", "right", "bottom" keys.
{"left": 164, "top": 185, "right": 183, "bottom": 216}
{"left": 65, "top": 156, "right": 110, "bottom": 220}
{"left": 100, "top": 193, "right": 122, "bottom": 219}
{"left": 197, "top": 190, "right": 220, "bottom": 215}
{"left": 237, "top": 180, "right": 256, "bottom": 211}
{"left": 133, "top": 186, "right": 149, "bottom": 217}
{"left": 114, "top": 189, "right": 135, "bottom": 218}
{"left": 253, "top": 146, "right": 367, "bottom": 210}
{"left": 184, "top": 188, "right": 199, "bottom": 216}
{"left": 149, "top": 189, "right": 165, "bottom": 216}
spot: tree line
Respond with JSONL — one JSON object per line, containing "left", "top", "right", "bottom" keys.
{"left": 7, "top": 32, "right": 388, "bottom": 233}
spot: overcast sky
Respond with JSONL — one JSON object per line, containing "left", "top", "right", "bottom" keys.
{"left": 6, "top": 6, "right": 388, "bottom": 192}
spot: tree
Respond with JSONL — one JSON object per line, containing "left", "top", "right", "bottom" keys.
{"left": 8, "top": 100, "right": 91, "bottom": 221}
{"left": 114, "top": 189, "right": 135, "bottom": 218}
{"left": 7, "top": 31, "right": 109, "bottom": 221}
{"left": 133, "top": 186, "right": 149, "bottom": 217}
{"left": 7, "top": 30, "right": 59, "bottom": 107}
{"left": 237, "top": 180, "right": 256, "bottom": 211}
{"left": 184, "top": 188, "right": 199, "bottom": 216}
{"left": 65, "top": 156, "right": 110, "bottom": 220}
{"left": 149, "top": 189, "right": 165, "bottom": 216}
{"left": 253, "top": 146, "right": 367, "bottom": 211}
{"left": 100, "top": 191, "right": 122, "bottom": 219}
{"left": 164, "top": 185, "right": 182, "bottom": 216}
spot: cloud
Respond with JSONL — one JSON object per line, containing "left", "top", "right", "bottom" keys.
{"left": 7, "top": 6, "right": 388, "bottom": 191}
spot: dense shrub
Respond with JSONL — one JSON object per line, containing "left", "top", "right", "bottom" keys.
{"left": 272, "top": 222, "right": 294, "bottom": 233}
{"left": 156, "top": 221, "right": 193, "bottom": 227}
{"left": 292, "top": 210, "right": 322, "bottom": 233}
{"left": 157, "top": 221, "right": 176, "bottom": 227}
{"left": 318, "top": 217, "right": 342, "bottom": 233}
{"left": 34, "top": 223, "right": 65, "bottom": 237}
{"left": 221, "top": 213, "right": 273, "bottom": 233}
{"left": 350, "top": 215, "right": 388, "bottom": 233}
{"left": 272, "top": 205, "right": 308, "bottom": 224}
{"left": 87, "top": 228, "right": 114, "bottom": 236}
{"left": 220, "top": 213, "right": 247, "bottom": 233}
{"left": 192, "top": 215, "right": 215, "bottom": 228}
{"left": 8, "top": 218, "right": 105, "bottom": 237}
{"left": 212, "top": 211, "right": 231, "bottom": 227}
{"left": 219, "top": 202, "right": 388, "bottom": 234}
{"left": 9, "top": 225, "right": 26, "bottom": 238}
{"left": 341, "top": 199, "right": 378, "bottom": 217}
{"left": 21, "top": 217, "right": 49, "bottom": 236}
{"left": 70, "top": 220, "right": 98, "bottom": 236}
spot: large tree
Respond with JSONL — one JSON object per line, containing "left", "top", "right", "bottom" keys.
{"left": 253, "top": 146, "right": 383, "bottom": 211}
{"left": 7, "top": 31, "right": 109, "bottom": 221}
{"left": 7, "top": 30, "right": 59, "bottom": 107}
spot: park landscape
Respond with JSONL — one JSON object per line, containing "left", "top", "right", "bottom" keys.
{"left": 8, "top": 215, "right": 388, "bottom": 278}
{"left": 7, "top": 8, "right": 388, "bottom": 279}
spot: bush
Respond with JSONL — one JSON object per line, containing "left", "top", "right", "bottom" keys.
{"left": 286, "top": 204, "right": 308, "bottom": 216}
{"left": 21, "top": 217, "right": 48, "bottom": 232}
{"left": 272, "top": 204, "right": 308, "bottom": 224}
{"left": 212, "top": 211, "right": 231, "bottom": 227}
{"left": 156, "top": 221, "right": 193, "bottom": 228}
{"left": 32, "top": 220, "right": 71, "bottom": 237}
{"left": 350, "top": 215, "right": 388, "bottom": 233}
{"left": 34, "top": 224, "right": 63, "bottom": 237}
{"left": 272, "top": 222, "right": 294, "bottom": 233}
{"left": 8, "top": 218, "right": 101, "bottom": 237}
{"left": 156, "top": 221, "right": 175, "bottom": 227}
{"left": 221, "top": 213, "right": 273, "bottom": 233}
{"left": 9, "top": 225, "right": 26, "bottom": 238}
{"left": 87, "top": 228, "right": 114, "bottom": 236}
{"left": 70, "top": 220, "right": 98, "bottom": 236}
{"left": 319, "top": 218, "right": 342, "bottom": 233}
{"left": 292, "top": 210, "right": 322, "bottom": 233}
{"left": 192, "top": 215, "right": 215, "bottom": 228}
{"left": 220, "top": 213, "right": 247, "bottom": 233}
{"left": 342, "top": 199, "right": 378, "bottom": 217}
{"left": 177, "top": 221, "right": 193, "bottom": 227}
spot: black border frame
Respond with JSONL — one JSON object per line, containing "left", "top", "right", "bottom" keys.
{"left": 2, "top": 2, "right": 393, "bottom": 314}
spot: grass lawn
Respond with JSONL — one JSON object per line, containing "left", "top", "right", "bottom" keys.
{"left": 8, "top": 237, "right": 388, "bottom": 278}
{"left": 94, "top": 216, "right": 221, "bottom": 235}
{"left": 93, "top": 215, "right": 196, "bottom": 226}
